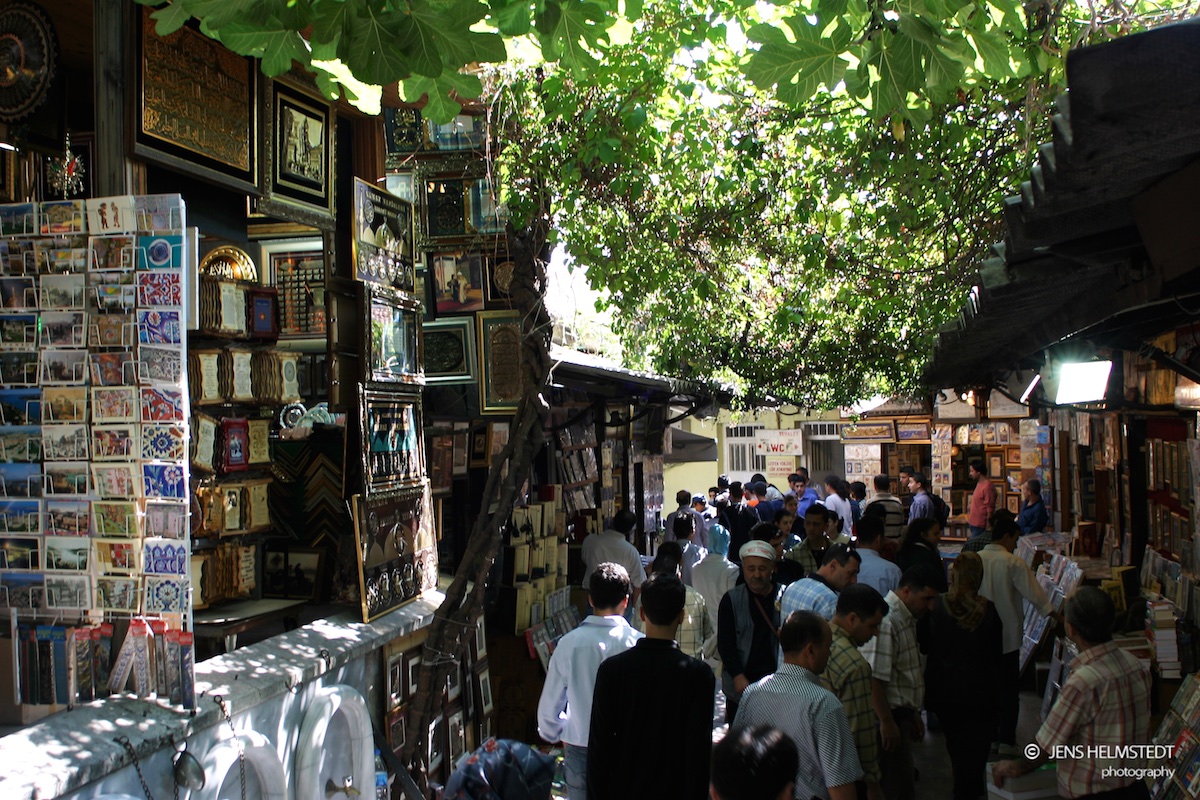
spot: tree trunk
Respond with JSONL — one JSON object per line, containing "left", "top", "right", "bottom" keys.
{"left": 399, "top": 221, "right": 552, "bottom": 793}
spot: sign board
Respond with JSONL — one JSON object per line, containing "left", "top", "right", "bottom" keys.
{"left": 765, "top": 456, "right": 795, "bottom": 476}
{"left": 755, "top": 429, "right": 804, "bottom": 456}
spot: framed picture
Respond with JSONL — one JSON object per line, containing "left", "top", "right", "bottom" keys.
{"left": 351, "top": 490, "right": 428, "bottom": 621}
{"left": 477, "top": 311, "right": 523, "bottom": 414}
{"left": 420, "top": 174, "right": 472, "bottom": 242}
{"left": 386, "top": 705, "right": 408, "bottom": 757}
{"left": 423, "top": 317, "right": 476, "bottom": 384}
{"left": 991, "top": 480, "right": 1007, "bottom": 499}
{"left": 1005, "top": 446, "right": 1022, "bottom": 467}
{"left": 485, "top": 255, "right": 516, "bottom": 306}
{"left": 426, "top": 114, "right": 489, "bottom": 152}
{"left": 365, "top": 284, "right": 422, "bottom": 384}
{"left": 428, "top": 434, "right": 454, "bottom": 495}
{"left": 446, "top": 707, "right": 466, "bottom": 767}
{"left": 839, "top": 422, "right": 895, "bottom": 443}
{"left": 353, "top": 177, "right": 415, "bottom": 291}
{"left": 360, "top": 386, "right": 425, "bottom": 495}
{"left": 386, "top": 648, "right": 406, "bottom": 708}
{"left": 428, "top": 250, "right": 486, "bottom": 314}
{"left": 894, "top": 421, "right": 931, "bottom": 443}
{"left": 427, "top": 713, "right": 445, "bottom": 777}
{"left": 469, "top": 426, "right": 489, "bottom": 468}
{"left": 472, "top": 615, "right": 488, "bottom": 660}
{"left": 257, "top": 237, "right": 327, "bottom": 337}
{"left": 447, "top": 663, "right": 463, "bottom": 702}
{"left": 246, "top": 288, "right": 280, "bottom": 340}
{"left": 988, "top": 454, "right": 1003, "bottom": 479}
{"left": 1006, "top": 495, "right": 1021, "bottom": 514}
{"left": 406, "top": 648, "right": 423, "bottom": 697}
{"left": 477, "top": 666, "right": 494, "bottom": 715}
{"left": 135, "top": 7, "right": 257, "bottom": 194}
{"left": 257, "top": 77, "right": 336, "bottom": 230}
{"left": 263, "top": 544, "right": 324, "bottom": 600}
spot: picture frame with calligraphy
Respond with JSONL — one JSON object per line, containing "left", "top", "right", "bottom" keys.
{"left": 477, "top": 311, "right": 523, "bottom": 414}
{"left": 257, "top": 77, "right": 336, "bottom": 230}
{"left": 422, "top": 317, "right": 476, "bottom": 384}
{"left": 353, "top": 177, "right": 416, "bottom": 292}
{"left": 135, "top": 8, "right": 257, "bottom": 193}
{"left": 359, "top": 385, "right": 425, "bottom": 495}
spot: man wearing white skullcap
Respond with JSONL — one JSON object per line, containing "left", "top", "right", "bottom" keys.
{"left": 716, "top": 538, "right": 785, "bottom": 722}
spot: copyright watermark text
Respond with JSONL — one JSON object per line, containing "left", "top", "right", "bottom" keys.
{"left": 1021, "top": 743, "right": 1175, "bottom": 782}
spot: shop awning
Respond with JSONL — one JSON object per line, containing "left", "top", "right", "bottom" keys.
{"left": 665, "top": 427, "right": 718, "bottom": 463}
{"left": 925, "top": 19, "right": 1200, "bottom": 390}
{"left": 549, "top": 344, "right": 735, "bottom": 409}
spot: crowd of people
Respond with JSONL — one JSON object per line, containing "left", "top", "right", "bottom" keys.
{"left": 537, "top": 470, "right": 1150, "bottom": 800}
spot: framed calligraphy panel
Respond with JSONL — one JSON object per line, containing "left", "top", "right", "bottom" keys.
{"left": 477, "top": 311, "right": 522, "bottom": 414}
{"left": 135, "top": 8, "right": 257, "bottom": 193}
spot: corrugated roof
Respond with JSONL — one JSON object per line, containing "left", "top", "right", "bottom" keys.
{"left": 925, "top": 18, "right": 1200, "bottom": 389}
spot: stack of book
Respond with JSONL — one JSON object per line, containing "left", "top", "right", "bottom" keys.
{"left": 1148, "top": 599, "right": 1183, "bottom": 679}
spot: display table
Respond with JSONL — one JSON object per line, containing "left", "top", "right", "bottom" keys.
{"left": 193, "top": 598, "right": 307, "bottom": 654}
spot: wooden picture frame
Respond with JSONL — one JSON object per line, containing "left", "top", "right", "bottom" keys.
{"left": 257, "top": 77, "right": 336, "bottom": 230}
{"left": 423, "top": 317, "right": 476, "bottom": 384}
{"left": 406, "top": 649, "right": 422, "bottom": 697}
{"left": 353, "top": 177, "right": 416, "bottom": 291}
{"left": 477, "top": 311, "right": 523, "bottom": 414}
{"left": 894, "top": 421, "right": 931, "bottom": 443}
{"left": 0, "top": 148, "right": 16, "bottom": 203}
{"left": 839, "top": 422, "right": 895, "bottom": 443}
{"left": 1005, "top": 446, "right": 1022, "bottom": 467}
{"left": 476, "top": 665, "right": 494, "bottom": 715}
{"left": 386, "top": 648, "right": 406, "bottom": 708}
{"left": 1006, "top": 494, "right": 1021, "bottom": 514}
{"left": 364, "top": 284, "right": 423, "bottom": 385}
{"left": 359, "top": 385, "right": 425, "bottom": 495}
{"left": 988, "top": 454, "right": 1004, "bottom": 478}
{"left": 135, "top": 8, "right": 257, "bottom": 193}
{"left": 485, "top": 255, "right": 516, "bottom": 307}
{"left": 386, "top": 705, "right": 408, "bottom": 758}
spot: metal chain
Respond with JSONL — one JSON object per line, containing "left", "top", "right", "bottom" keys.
{"left": 115, "top": 735, "right": 156, "bottom": 800}
{"left": 215, "top": 695, "right": 247, "bottom": 800}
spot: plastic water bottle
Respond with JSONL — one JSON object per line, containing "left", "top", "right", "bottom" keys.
{"left": 374, "top": 748, "right": 388, "bottom": 800}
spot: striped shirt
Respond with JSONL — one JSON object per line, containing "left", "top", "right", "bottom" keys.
{"left": 859, "top": 590, "right": 923, "bottom": 710}
{"left": 863, "top": 494, "right": 905, "bottom": 540}
{"left": 1035, "top": 641, "right": 1151, "bottom": 798}
{"left": 733, "top": 663, "right": 864, "bottom": 799}
{"left": 632, "top": 585, "right": 714, "bottom": 660}
{"left": 824, "top": 623, "right": 881, "bottom": 784}
{"left": 781, "top": 576, "right": 838, "bottom": 621}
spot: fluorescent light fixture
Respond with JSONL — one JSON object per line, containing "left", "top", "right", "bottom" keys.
{"left": 1019, "top": 373, "right": 1041, "bottom": 404}
{"left": 1054, "top": 360, "right": 1112, "bottom": 404}
{"left": 0, "top": 142, "right": 15, "bottom": 152}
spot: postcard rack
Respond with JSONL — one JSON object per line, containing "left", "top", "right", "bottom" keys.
{"left": 0, "top": 195, "right": 196, "bottom": 721}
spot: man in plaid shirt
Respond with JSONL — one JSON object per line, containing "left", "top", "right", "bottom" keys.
{"left": 993, "top": 586, "right": 1151, "bottom": 800}
{"left": 630, "top": 541, "right": 715, "bottom": 661}
{"left": 826, "top": 584, "right": 889, "bottom": 800}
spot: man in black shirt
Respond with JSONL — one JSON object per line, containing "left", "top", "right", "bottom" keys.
{"left": 588, "top": 573, "right": 715, "bottom": 800}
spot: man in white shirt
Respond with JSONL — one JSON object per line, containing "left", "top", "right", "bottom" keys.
{"left": 581, "top": 509, "right": 647, "bottom": 611}
{"left": 536, "top": 563, "right": 642, "bottom": 800}
{"left": 978, "top": 516, "right": 1054, "bottom": 758}
{"left": 853, "top": 516, "right": 901, "bottom": 598}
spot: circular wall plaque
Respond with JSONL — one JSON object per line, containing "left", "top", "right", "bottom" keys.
{"left": 0, "top": 1, "right": 58, "bottom": 123}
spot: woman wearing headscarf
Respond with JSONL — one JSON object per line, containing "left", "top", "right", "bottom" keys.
{"left": 917, "top": 551, "right": 1003, "bottom": 800}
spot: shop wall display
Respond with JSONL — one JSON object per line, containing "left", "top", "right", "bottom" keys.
{"left": 422, "top": 317, "right": 476, "bottom": 383}
{"left": 477, "top": 310, "right": 523, "bottom": 414}
{"left": 135, "top": 8, "right": 257, "bottom": 193}
{"left": 895, "top": 421, "right": 931, "bottom": 443}
{"left": 0, "top": 193, "right": 194, "bottom": 714}
{"left": 257, "top": 77, "right": 336, "bottom": 230}
{"left": 352, "top": 177, "right": 415, "bottom": 291}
